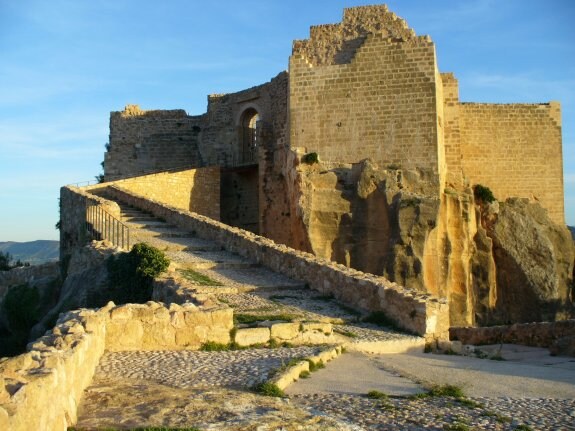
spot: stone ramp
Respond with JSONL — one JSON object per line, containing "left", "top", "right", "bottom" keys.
{"left": 114, "top": 201, "right": 425, "bottom": 353}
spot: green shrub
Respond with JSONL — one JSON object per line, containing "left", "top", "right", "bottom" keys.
{"left": 429, "top": 384, "right": 465, "bottom": 398}
{"left": 367, "top": 390, "right": 388, "bottom": 400}
{"left": 473, "top": 184, "right": 495, "bottom": 204}
{"left": 252, "top": 382, "right": 286, "bottom": 397}
{"left": 307, "top": 359, "right": 325, "bottom": 372}
{"left": 301, "top": 152, "right": 319, "bottom": 165}
{"left": 3, "top": 283, "right": 40, "bottom": 334}
{"left": 104, "top": 243, "right": 170, "bottom": 305}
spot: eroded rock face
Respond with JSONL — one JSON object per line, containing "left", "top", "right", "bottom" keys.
{"left": 481, "top": 198, "right": 574, "bottom": 324}
{"left": 277, "top": 158, "right": 574, "bottom": 327}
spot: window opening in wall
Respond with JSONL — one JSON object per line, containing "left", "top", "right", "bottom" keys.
{"left": 241, "top": 108, "right": 259, "bottom": 164}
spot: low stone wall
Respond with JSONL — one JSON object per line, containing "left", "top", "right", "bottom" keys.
{"left": 106, "top": 302, "right": 232, "bottom": 351}
{"left": 0, "top": 262, "right": 60, "bottom": 300}
{"left": 104, "top": 185, "right": 449, "bottom": 339}
{"left": 0, "top": 301, "right": 234, "bottom": 431}
{"left": 449, "top": 320, "right": 575, "bottom": 348}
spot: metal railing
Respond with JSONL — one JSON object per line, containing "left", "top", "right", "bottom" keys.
{"left": 86, "top": 202, "right": 131, "bottom": 250}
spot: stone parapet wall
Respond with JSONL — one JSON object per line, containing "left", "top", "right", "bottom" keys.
{"left": 59, "top": 186, "right": 122, "bottom": 260}
{"left": 104, "top": 185, "right": 449, "bottom": 339}
{"left": 105, "top": 302, "right": 232, "bottom": 351}
{"left": 0, "top": 301, "right": 234, "bottom": 431}
{"left": 0, "top": 306, "right": 109, "bottom": 431}
{"left": 88, "top": 167, "right": 221, "bottom": 220}
{"left": 449, "top": 320, "right": 575, "bottom": 348}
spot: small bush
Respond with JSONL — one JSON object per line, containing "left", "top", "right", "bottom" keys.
{"left": 367, "top": 390, "right": 388, "bottom": 400}
{"left": 473, "top": 184, "right": 495, "bottom": 204}
{"left": 104, "top": 243, "right": 170, "bottom": 305}
{"left": 299, "top": 370, "right": 311, "bottom": 378}
{"left": 307, "top": 359, "right": 325, "bottom": 372}
{"left": 429, "top": 384, "right": 465, "bottom": 398}
{"left": 301, "top": 152, "right": 319, "bottom": 165}
{"left": 252, "top": 382, "right": 286, "bottom": 397}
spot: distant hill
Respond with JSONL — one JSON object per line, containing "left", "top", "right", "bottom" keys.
{"left": 0, "top": 240, "right": 59, "bottom": 265}
{"left": 569, "top": 226, "right": 575, "bottom": 241}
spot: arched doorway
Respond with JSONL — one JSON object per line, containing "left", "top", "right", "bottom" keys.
{"left": 240, "top": 108, "right": 259, "bottom": 164}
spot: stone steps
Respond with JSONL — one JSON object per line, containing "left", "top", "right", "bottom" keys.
{"left": 105, "top": 198, "right": 422, "bottom": 353}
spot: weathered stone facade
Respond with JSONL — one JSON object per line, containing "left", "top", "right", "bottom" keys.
{"left": 103, "top": 4, "right": 564, "bottom": 226}
{"left": 97, "top": 4, "right": 570, "bottom": 327}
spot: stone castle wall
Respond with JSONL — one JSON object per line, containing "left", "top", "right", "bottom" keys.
{"left": 459, "top": 102, "right": 564, "bottom": 224}
{"left": 105, "top": 105, "right": 204, "bottom": 180}
{"left": 290, "top": 31, "right": 441, "bottom": 184}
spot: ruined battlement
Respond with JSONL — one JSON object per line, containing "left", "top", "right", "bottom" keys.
{"left": 292, "top": 4, "right": 417, "bottom": 66}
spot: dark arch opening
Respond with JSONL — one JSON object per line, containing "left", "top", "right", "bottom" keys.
{"left": 240, "top": 108, "right": 259, "bottom": 164}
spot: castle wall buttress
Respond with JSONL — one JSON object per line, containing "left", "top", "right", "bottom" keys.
{"left": 459, "top": 102, "right": 564, "bottom": 224}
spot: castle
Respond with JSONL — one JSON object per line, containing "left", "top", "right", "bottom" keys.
{"left": 104, "top": 4, "right": 564, "bottom": 228}
{"left": 96, "top": 4, "right": 571, "bottom": 327}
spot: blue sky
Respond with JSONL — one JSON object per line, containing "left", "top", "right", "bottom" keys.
{"left": 0, "top": 0, "right": 573, "bottom": 241}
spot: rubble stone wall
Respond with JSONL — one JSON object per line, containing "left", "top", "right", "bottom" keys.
{"left": 0, "top": 302, "right": 233, "bottom": 431}
{"left": 0, "top": 262, "right": 60, "bottom": 300}
{"left": 449, "top": 320, "right": 575, "bottom": 348}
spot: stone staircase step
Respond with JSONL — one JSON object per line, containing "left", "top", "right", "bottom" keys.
{"left": 198, "top": 267, "right": 306, "bottom": 292}
{"left": 168, "top": 250, "right": 256, "bottom": 270}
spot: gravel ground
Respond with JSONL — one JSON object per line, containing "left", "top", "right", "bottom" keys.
{"left": 95, "top": 347, "right": 323, "bottom": 389}
{"left": 291, "top": 393, "right": 575, "bottom": 430}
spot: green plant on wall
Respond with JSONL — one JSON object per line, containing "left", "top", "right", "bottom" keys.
{"left": 103, "top": 243, "right": 170, "bottom": 305}
{"left": 472, "top": 184, "right": 496, "bottom": 204}
{"left": 301, "top": 152, "right": 319, "bottom": 165}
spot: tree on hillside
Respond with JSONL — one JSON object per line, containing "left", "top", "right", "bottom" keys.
{"left": 0, "top": 251, "right": 11, "bottom": 271}
{"left": 0, "top": 251, "right": 29, "bottom": 271}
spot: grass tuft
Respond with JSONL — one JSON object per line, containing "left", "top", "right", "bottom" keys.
{"left": 367, "top": 390, "right": 388, "bottom": 400}
{"left": 178, "top": 268, "right": 222, "bottom": 286}
{"left": 252, "top": 382, "right": 286, "bottom": 397}
{"left": 234, "top": 313, "right": 297, "bottom": 325}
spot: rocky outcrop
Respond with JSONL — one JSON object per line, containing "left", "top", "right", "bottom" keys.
{"left": 282, "top": 158, "right": 574, "bottom": 327}
{"left": 480, "top": 198, "right": 574, "bottom": 324}
{"left": 29, "top": 241, "right": 118, "bottom": 340}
